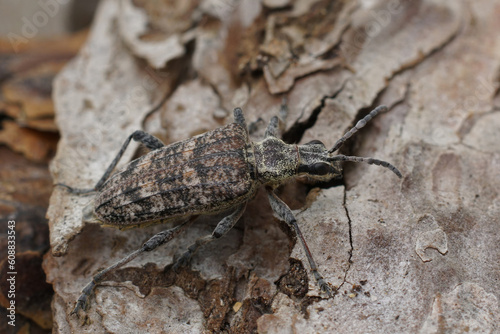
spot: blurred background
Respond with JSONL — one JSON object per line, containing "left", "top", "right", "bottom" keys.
{"left": 0, "top": 1, "right": 98, "bottom": 332}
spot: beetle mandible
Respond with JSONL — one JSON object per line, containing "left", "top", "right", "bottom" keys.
{"left": 58, "top": 104, "right": 402, "bottom": 315}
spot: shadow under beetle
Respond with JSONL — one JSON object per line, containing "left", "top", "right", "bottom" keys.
{"left": 58, "top": 104, "right": 402, "bottom": 316}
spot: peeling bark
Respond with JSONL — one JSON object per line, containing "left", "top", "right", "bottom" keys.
{"left": 46, "top": 0, "right": 500, "bottom": 333}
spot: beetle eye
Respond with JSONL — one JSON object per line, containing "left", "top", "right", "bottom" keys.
{"left": 305, "top": 140, "right": 325, "bottom": 147}
{"left": 311, "top": 162, "right": 331, "bottom": 175}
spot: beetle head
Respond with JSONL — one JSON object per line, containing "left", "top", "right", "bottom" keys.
{"left": 297, "top": 139, "right": 402, "bottom": 182}
{"left": 297, "top": 140, "right": 342, "bottom": 182}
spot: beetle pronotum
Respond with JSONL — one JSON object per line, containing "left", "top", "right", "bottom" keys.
{"left": 58, "top": 104, "right": 401, "bottom": 315}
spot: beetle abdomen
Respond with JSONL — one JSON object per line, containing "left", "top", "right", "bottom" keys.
{"left": 93, "top": 123, "right": 257, "bottom": 227}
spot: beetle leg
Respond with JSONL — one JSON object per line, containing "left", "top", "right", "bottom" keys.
{"left": 233, "top": 107, "right": 247, "bottom": 128}
{"left": 56, "top": 130, "right": 165, "bottom": 194}
{"left": 279, "top": 97, "right": 288, "bottom": 127}
{"left": 172, "top": 203, "right": 247, "bottom": 271}
{"left": 265, "top": 116, "right": 280, "bottom": 138}
{"left": 71, "top": 218, "right": 192, "bottom": 316}
{"left": 265, "top": 98, "right": 287, "bottom": 138}
{"left": 266, "top": 187, "right": 335, "bottom": 298}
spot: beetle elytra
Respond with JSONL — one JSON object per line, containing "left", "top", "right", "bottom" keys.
{"left": 58, "top": 104, "right": 401, "bottom": 315}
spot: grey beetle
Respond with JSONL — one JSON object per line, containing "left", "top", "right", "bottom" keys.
{"left": 58, "top": 104, "right": 401, "bottom": 315}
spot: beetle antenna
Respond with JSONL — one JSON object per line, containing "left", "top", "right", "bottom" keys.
{"left": 328, "top": 155, "right": 402, "bottom": 178}
{"left": 329, "top": 105, "right": 388, "bottom": 153}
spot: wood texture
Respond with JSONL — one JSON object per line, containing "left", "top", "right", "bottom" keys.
{"left": 45, "top": 0, "right": 500, "bottom": 333}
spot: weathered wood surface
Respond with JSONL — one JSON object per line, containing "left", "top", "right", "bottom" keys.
{"left": 46, "top": 0, "right": 500, "bottom": 333}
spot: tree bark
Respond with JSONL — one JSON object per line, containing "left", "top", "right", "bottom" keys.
{"left": 46, "top": 0, "right": 500, "bottom": 333}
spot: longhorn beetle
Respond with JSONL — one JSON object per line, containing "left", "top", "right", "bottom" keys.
{"left": 58, "top": 104, "right": 402, "bottom": 315}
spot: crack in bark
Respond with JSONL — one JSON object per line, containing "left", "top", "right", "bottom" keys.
{"left": 336, "top": 189, "right": 353, "bottom": 295}
{"left": 282, "top": 81, "right": 348, "bottom": 144}
{"left": 139, "top": 39, "right": 197, "bottom": 128}
{"left": 390, "top": 18, "right": 463, "bottom": 80}
{"left": 395, "top": 82, "right": 412, "bottom": 139}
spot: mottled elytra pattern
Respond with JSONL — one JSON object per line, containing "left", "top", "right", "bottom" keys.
{"left": 59, "top": 105, "right": 402, "bottom": 318}
{"left": 94, "top": 123, "right": 257, "bottom": 228}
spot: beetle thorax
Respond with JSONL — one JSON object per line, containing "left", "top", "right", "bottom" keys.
{"left": 252, "top": 137, "right": 298, "bottom": 186}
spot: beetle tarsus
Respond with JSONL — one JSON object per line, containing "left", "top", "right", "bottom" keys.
{"left": 71, "top": 296, "right": 87, "bottom": 316}
{"left": 317, "top": 277, "right": 336, "bottom": 298}
{"left": 172, "top": 252, "right": 191, "bottom": 272}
